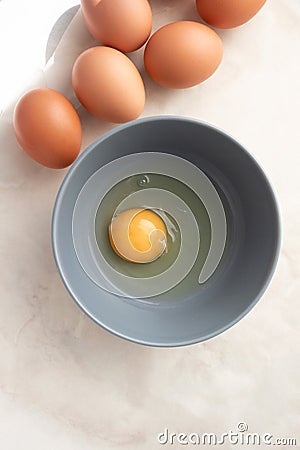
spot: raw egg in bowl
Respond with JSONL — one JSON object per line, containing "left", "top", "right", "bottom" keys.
{"left": 52, "top": 116, "right": 280, "bottom": 347}
{"left": 109, "top": 208, "right": 167, "bottom": 264}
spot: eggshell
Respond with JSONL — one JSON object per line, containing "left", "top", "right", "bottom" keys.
{"left": 196, "top": 0, "right": 267, "bottom": 29}
{"left": 72, "top": 46, "right": 145, "bottom": 123}
{"left": 13, "top": 88, "right": 82, "bottom": 169}
{"left": 144, "top": 21, "right": 223, "bottom": 89}
{"left": 81, "top": 0, "right": 152, "bottom": 53}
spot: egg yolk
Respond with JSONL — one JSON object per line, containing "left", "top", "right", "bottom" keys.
{"left": 109, "top": 208, "right": 167, "bottom": 263}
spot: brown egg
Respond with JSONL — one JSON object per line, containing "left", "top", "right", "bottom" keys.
{"left": 81, "top": 0, "right": 152, "bottom": 53}
{"left": 144, "top": 21, "right": 223, "bottom": 89}
{"left": 13, "top": 88, "right": 82, "bottom": 169}
{"left": 196, "top": 0, "right": 267, "bottom": 29}
{"left": 72, "top": 46, "right": 145, "bottom": 123}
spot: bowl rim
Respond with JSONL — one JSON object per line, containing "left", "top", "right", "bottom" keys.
{"left": 52, "top": 115, "right": 281, "bottom": 347}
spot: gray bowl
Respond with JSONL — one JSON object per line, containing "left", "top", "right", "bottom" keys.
{"left": 52, "top": 116, "right": 280, "bottom": 347}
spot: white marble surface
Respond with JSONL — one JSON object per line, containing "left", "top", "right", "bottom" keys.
{"left": 0, "top": 0, "right": 299, "bottom": 448}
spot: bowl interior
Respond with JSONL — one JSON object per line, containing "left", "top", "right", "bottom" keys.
{"left": 52, "top": 117, "right": 280, "bottom": 346}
